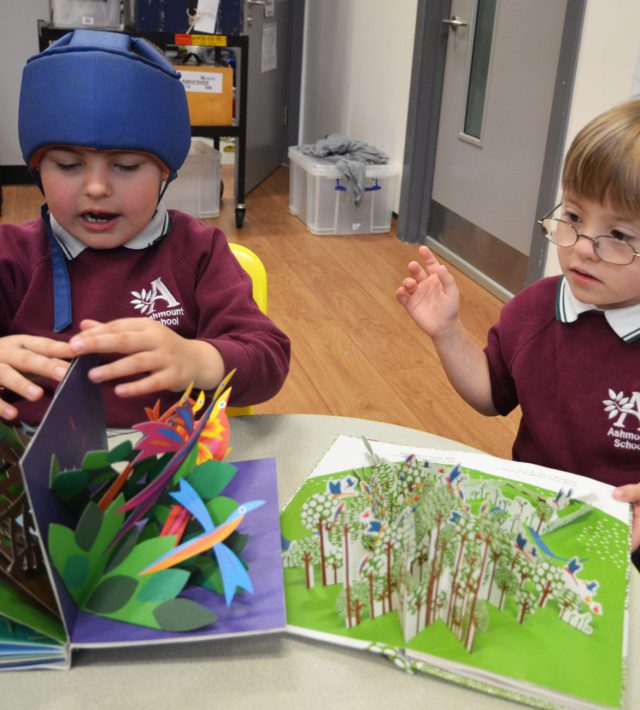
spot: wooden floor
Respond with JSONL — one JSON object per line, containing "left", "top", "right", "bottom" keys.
{"left": 0, "top": 167, "right": 520, "bottom": 459}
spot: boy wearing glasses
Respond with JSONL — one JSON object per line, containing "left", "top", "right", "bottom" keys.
{"left": 396, "top": 99, "right": 640, "bottom": 564}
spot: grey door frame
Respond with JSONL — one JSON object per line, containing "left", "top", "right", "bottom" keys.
{"left": 284, "top": 0, "right": 305, "bottom": 159}
{"left": 398, "top": 0, "right": 586, "bottom": 289}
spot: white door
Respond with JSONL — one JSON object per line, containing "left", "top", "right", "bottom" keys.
{"left": 428, "top": 0, "right": 566, "bottom": 297}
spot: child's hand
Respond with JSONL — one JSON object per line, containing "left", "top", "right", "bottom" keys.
{"left": 395, "top": 245, "right": 461, "bottom": 338}
{"left": 0, "top": 335, "right": 72, "bottom": 420}
{"left": 613, "top": 484, "right": 640, "bottom": 551}
{"left": 68, "top": 318, "right": 225, "bottom": 398}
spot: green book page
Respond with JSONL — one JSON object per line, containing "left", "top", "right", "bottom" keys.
{"left": 280, "top": 436, "right": 630, "bottom": 710}
{"left": 0, "top": 577, "right": 67, "bottom": 645}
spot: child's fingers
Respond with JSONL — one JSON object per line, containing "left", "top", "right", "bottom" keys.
{"left": 612, "top": 485, "right": 640, "bottom": 549}
{"left": 418, "top": 245, "right": 441, "bottom": 268}
{"left": 113, "top": 371, "right": 172, "bottom": 398}
{"left": 613, "top": 483, "right": 640, "bottom": 503}
{"left": 0, "top": 363, "right": 44, "bottom": 407}
{"left": 27, "top": 337, "right": 69, "bottom": 357}
{"left": 76, "top": 318, "right": 148, "bottom": 337}
{"left": 70, "top": 326, "right": 156, "bottom": 356}
{"left": 0, "top": 397, "right": 19, "bottom": 421}
{"left": 78, "top": 318, "right": 104, "bottom": 332}
{"left": 407, "top": 260, "right": 425, "bottom": 278}
{"left": 0, "top": 348, "right": 68, "bottom": 383}
{"left": 395, "top": 287, "right": 409, "bottom": 306}
{"left": 435, "top": 263, "right": 456, "bottom": 292}
{"left": 86, "top": 351, "right": 159, "bottom": 384}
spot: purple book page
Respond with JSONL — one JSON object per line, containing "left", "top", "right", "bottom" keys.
{"left": 68, "top": 457, "right": 286, "bottom": 646}
{"left": 19, "top": 355, "right": 107, "bottom": 636}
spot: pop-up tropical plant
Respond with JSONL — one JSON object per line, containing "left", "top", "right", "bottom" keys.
{"left": 48, "top": 375, "right": 265, "bottom": 632}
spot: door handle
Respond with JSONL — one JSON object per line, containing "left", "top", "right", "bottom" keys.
{"left": 246, "top": 0, "right": 267, "bottom": 27}
{"left": 442, "top": 16, "right": 468, "bottom": 29}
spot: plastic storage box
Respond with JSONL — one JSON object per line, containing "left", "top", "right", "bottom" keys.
{"left": 50, "top": 0, "right": 122, "bottom": 28}
{"left": 165, "top": 139, "right": 221, "bottom": 218}
{"left": 288, "top": 147, "right": 399, "bottom": 235}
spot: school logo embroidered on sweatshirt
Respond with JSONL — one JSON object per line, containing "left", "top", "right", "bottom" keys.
{"left": 603, "top": 389, "right": 640, "bottom": 451}
{"left": 130, "top": 278, "right": 184, "bottom": 326}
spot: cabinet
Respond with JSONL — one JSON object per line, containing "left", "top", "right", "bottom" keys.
{"left": 37, "top": 20, "right": 249, "bottom": 228}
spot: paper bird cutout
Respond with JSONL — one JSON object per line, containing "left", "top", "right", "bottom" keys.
{"left": 140, "top": 479, "right": 264, "bottom": 606}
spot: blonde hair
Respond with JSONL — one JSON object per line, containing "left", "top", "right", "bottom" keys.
{"left": 562, "top": 99, "right": 640, "bottom": 214}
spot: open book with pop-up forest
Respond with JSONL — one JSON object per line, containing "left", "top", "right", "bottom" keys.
{"left": 0, "top": 355, "right": 285, "bottom": 670}
{"left": 280, "top": 435, "right": 631, "bottom": 710}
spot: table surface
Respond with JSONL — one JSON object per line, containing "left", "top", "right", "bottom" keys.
{"left": 5, "top": 414, "right": 638, "bottom": 710}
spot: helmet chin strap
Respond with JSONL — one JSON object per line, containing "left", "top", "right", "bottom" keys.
{"left": 158, "top": 171, "right": 177, "bottom": 203}
{"left": 29, "top": 167, "right": 44, "bottom": 194}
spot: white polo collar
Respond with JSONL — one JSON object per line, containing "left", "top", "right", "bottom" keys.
{"left": 49, "top": 202, "right": 170, "bottom": 259}
{"left": 556, "top": 276, "right": 640, "bottom": 343}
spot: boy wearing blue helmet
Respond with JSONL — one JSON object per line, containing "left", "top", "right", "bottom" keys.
{"left": 0, "top": 30, "right": 290, "bottom": 427}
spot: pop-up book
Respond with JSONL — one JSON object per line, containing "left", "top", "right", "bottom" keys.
{"left": 0, "top": 355, "right": 285, "bottom": 670}
{"left": 280, "top": 435, "right": 631, "bottom": 710}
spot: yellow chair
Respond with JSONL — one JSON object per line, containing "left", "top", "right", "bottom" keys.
{"left": 227, "top": 243, "right": 268, "bottom": 416}
{"left": 229, "top": 243, "right": 268, "bottom": 312}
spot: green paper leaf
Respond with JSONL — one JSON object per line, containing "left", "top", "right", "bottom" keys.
{"left": 105, "top": 536, "right": 178, "bottom": 578}
{"left": 136, "top": 569, "right": 190, "bottom": 602}
{"left": 85, "top": 575, "right": 138, "bottom": 614}
{"left": 151, "top": 503, "right": 171, "bottom": 527}
{"left": 0, "top": 421, "right": 24, "bottom": 450}
{"left": 186, "top": 460, "right": 237, "bottom": 500}
{"left": 105, "top": 526, "right": 143, "bottom": 574}
{"left": 207, "top": 496, "right": 238, "bottom": 526}
{"left": 81, "top": 450, "right": 113, "bottom": 471}
{"left": 49, "top": 495, "right": 126, "bottom": 607}
{"left": 126, "top": 454, "right": 172, "bottom": 492}
{"left": 74, "top": 502, "right": 104, "bottom": 552}
{"left": 108, "top": 439, "right": 134, "bottom": 462}
{"left": 226, "top": 531, "right": 249, "bottom": 556}
{"left": 172, "top": 445, "right": 199, "bottom": 485}
{"left": 49, "top": 453, "right": 61, "bottom": 486}
{"left": 49, "top": 523, "right": 86, "bottom": 600}
{"left": 190, "top": 555, "right": 224, "bottom": 594}
{"left": 63, "top": 554, "right": 90, "bottom": 589}
{"left": 50, "top": 468, "right": 89, "bottom": 503}
{"left": 152, "top": 598, "right": 217, "bottom": 632}
{"left": 139, "top": 521, "right": 161, "bottom": 542}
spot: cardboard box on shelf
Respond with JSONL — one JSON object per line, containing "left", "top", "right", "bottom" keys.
{"left": 175, "top": 64, "right": 233, "bottom": 126}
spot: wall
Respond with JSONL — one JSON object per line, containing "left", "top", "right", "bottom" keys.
{"left": 0, "top": 1, "right": 50, "bottom": 166}
{"left": 300, "top": 0, "right": 418, "bottom": 210}
{"left": 543, "top": 0, "right": 640, "bottom": 276}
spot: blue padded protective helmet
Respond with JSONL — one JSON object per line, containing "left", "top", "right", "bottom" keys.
{"left": 19, "top": 29, "right": 191, "bottom": 178}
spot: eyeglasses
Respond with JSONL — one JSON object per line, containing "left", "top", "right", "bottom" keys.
{"left": 537, "top": 204, "right": 640, "bottom": 265}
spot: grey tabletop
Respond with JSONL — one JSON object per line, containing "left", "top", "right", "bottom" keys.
{"left": 5, "top": 414, "right": 638, "bottom": 710}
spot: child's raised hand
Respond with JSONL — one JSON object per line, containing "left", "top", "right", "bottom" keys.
{"left": 0, "top": 335, "right": 72, "bottom": 420}
{"left": 68, "top": 318, "right": 225, "bottom": 398}
{"left": 613, "top": 483, "right": 640, "bottom": 551}
{"left": 395, "top": 245, "right": 460, "bottom": 338}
